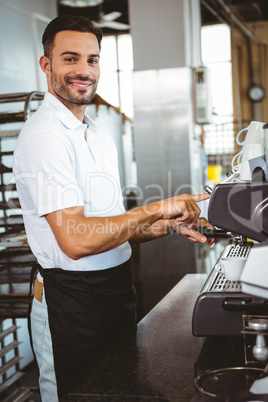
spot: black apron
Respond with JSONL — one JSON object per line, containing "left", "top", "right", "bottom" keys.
{"left": 29, "top": 259, "right": 137, "bottom": 399}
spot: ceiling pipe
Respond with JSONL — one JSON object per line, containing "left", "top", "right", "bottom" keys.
{"left": 201, "top": 0, "right": 227, "bottom": 25}
{"left": 202, "top": 0, "right": 268, "bottom": 45}
{"left": 251, "top": 1, "right": 263, "bottom": 19}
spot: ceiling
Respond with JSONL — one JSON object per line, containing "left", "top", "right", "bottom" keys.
{"left": 57, "top": 0, "right": 130, "bottom": 35}
{"left": 201, "top": 0, "right": 268, "bottom": 26}
{"left": 57, "top": 0, "right": 268, "bottom": 36}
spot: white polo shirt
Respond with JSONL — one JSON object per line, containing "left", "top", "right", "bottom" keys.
{"left": 13, "top": 92, "right": 131, "bottom": 270}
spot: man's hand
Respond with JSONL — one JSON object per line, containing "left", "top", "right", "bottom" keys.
{"left": 159, "top": 193, "right": 210, "bottom": 223}
{"left": 173, "top": 217, "right": 215, "bottom": 246}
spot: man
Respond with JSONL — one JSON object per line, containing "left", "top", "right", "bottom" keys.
{"left": 13, "top": 15, "right": 213, "bottom": 401}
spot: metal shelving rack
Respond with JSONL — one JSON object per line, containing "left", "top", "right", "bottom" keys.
{"left": 0, "top": 92, "right": 44, "bottom": 401}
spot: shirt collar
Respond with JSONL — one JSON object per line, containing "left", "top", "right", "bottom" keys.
{"left": 43, "top": 92, "right": 98, "bottom": 132}
{"left": 83, "top": 114, "right": 98, "bottom": 132}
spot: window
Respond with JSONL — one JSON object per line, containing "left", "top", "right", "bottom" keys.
{"left": 201, "top": 24, "right": 234, "bottom": 156}
{"left": 97, "top": 34, "right": 134, "bottom": 119}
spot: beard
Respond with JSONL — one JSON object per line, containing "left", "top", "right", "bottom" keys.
{"left": 51, "top": 71, "right": 98, "bottom": 106}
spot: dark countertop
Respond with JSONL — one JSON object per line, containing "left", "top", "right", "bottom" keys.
{"left": 63, "top": 274, "right": 207, "bottom": 402}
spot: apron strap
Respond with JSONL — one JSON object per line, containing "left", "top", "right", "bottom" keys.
{"left": 27, "top": 263, "right": 43, "bottom": 356}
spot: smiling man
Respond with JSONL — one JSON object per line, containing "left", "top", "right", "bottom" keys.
{"left": 13, "top": 15, "right": 214, "bottom": 402}
{"left": 42, "top": 30, "right": 100, "bottom": 115}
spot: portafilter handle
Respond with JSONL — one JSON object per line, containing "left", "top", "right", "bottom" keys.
{"left": 196, "top": 227, "right": 245, "bottom": 242}
{"left": 196, "top": 227, "right": 232, "bottom": 238}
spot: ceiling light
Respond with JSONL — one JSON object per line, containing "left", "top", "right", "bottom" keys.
{"left": 59, "top": 0, "right": 103, "bottom": 7}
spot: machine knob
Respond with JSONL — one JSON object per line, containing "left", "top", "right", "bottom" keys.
{"left": 253, "top": 334, "right": 268, "bottom": 361}
{"left": 204, "top": 185, "right": 212, "bottom": 195}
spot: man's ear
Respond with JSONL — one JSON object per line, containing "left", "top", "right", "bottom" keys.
{"left": 39, "top": 56, "right": 51, "bottom": 75}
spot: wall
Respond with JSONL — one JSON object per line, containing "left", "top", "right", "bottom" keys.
{"left": 129, "top": 0, "right": 201, "bottom": 71}
{"left": 0, "top": 0, "right": 57, "bottom": 94}
{"left": 128, "top": 0, "right": 186, "bottom": 71}
{"left": 232, "top": 21, "right": 268, "bottom": 131}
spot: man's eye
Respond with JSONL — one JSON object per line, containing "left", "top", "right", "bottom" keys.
{"left": 65, "top": 57, "right": 76, "bottom": 62}
{"left": 88, "top": 59, "right": 98, "bottom": 65}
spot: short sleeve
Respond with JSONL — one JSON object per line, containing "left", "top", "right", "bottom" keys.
{"left": 14, "top": 130, "right": 84, "bottom": 217}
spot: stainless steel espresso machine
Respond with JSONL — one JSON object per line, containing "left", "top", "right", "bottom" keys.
{"left": 192, "top": 178, "right": 268, "bottom": 337}
{"left": 192, "top": 121, "right": 268, "bottom": 396}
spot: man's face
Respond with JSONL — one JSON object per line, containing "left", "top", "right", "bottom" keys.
{"left": 45, "top": 30, "right": 100, "bottom": 107}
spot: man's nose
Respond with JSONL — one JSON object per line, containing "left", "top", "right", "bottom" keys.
{"left": 76, "top": 59, "right": 90, "bottom": 76}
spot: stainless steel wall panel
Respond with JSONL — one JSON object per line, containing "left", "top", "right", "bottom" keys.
{"left": 128, "top": 0, "right": 187, "bottom": 71}
{"left": 133, "top": 67, "right": 202, "bottom": 312}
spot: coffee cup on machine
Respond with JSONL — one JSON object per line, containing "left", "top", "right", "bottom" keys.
{"left": 215, "top": 257, "right": 247, "bottom": 281}
{"left": 238, "top": 121, "right": 265, "bottom": 181}
{"left": 240, "top": 143, "right": 265, "bottom": 180}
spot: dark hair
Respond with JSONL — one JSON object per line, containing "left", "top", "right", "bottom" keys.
{"left": 42, "top": 15, "right": 103, "bottom": 59}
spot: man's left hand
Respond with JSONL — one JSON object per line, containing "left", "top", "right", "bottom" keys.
{"left": 173, "top": 217, "right": 215, "bottom": 246}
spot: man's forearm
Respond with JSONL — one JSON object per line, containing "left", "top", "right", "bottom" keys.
{"left": 45, "top": 193, "right": 210, "bottom": 260}
{"left": 129, "top": 219, "right": 174, "bottom": 244}
{"left": 46, "top": 203, "right": 162, "bottom": 259}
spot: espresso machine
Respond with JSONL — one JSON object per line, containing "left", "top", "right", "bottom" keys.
{"left": 192, "top": 121, "right": 268, "bottom": 396}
